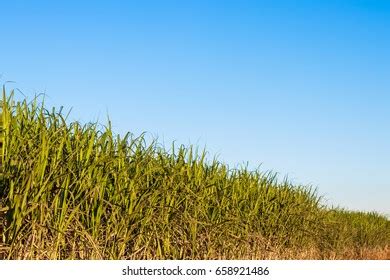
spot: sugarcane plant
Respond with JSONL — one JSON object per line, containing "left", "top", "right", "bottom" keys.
{"left": 0, "top": 88, "right": 5, "bottom": 249}
{"left": 0, "top": 87, "right": 389, "bottom": 260}
{"left": 0, "top": 92, "right": 3, "bottom": 175}
{"left": 0, "top": 88, "right": 4, "bottom": 192}
{"left": 0, "top": 86, "right": 11, "bottom": 253}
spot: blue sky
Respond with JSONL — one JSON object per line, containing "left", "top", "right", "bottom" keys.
{"left": 1, "top": 0, "right": 389, "bottom": 215}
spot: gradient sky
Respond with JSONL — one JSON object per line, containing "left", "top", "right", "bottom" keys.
{"left": 1, "top": 0, "right": 389, "bottom": 215}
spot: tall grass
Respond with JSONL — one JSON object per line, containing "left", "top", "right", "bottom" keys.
{"left": 0, "top": 88, "right": 389, "bottom": 259}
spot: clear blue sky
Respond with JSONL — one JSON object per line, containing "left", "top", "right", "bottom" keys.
{"left": 1, "top": 0, "right": 389, "bottom": 215}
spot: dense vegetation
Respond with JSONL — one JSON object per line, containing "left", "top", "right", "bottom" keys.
{"left": 0, "top": 88, "right": 389, "bottom": 259}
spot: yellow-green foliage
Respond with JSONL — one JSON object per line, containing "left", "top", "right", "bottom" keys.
{"left": 0, "top": 92, "right": 4, "bottom": 172}
{"left": 0, "top": 88, "right": 389, "bottom": 259}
